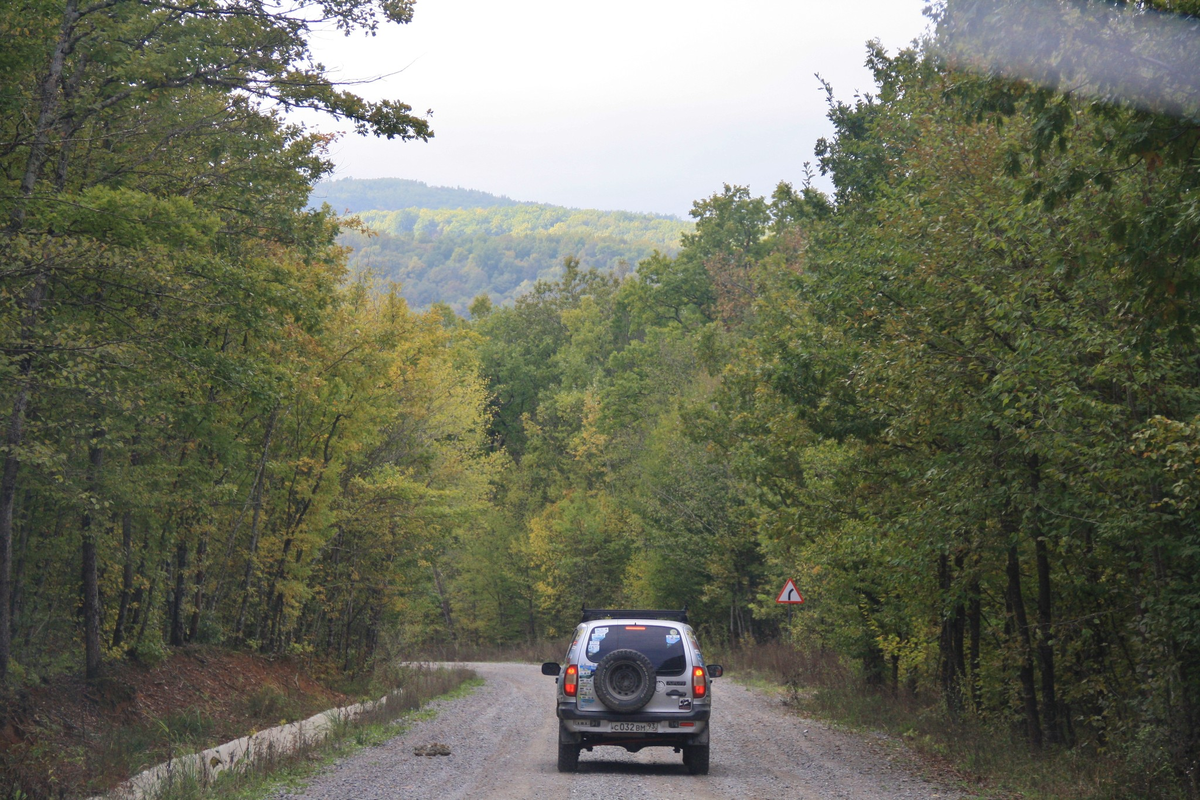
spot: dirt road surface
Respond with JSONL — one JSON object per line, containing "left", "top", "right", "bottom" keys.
{"left": 276, "top": 662, "right": 963, "bottom": 800}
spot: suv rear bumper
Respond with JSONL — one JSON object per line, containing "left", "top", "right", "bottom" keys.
{"left": 557, "top": 703, "right": 710, "bottom": 723}
{"left": 558, "top": 711, "right": 710, "bottom": 751}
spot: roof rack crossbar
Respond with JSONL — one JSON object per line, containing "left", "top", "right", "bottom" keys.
{"left": 580, "top": 607, "right": 689, "bottom": 624}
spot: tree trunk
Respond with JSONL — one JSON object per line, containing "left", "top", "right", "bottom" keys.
{"left": 1029, "top": 455, "right": 1059, "bottom": 745}
{"left": 111, "top": 511, "right": 134, "bottom": 649}
{"left": 255, "top": 412, "right": 335, "bottom": 650}
{"left": 0, "top": 273, "right": 50, "bottom": 684}
{"left": 112, "top": 447, "right": 143, "bottom": 648}
{"left": 234, "top": 407, "right": 276, "bottom": 639}
{"left": 134, "top": 572, "right": 155, "bottom": 648}
{"left": 186, "top": 532, "right": 208, "bottom": 642}
{"left": 81, "top": 439, "right": 104, "bottom": 681}
{"left": 0, "top": 0, "right": 81, "bottom": 662}
{"left": 170, "top": 539, "right": 188, "bottom": 647}
{"left": 431, "top": 562, "right": 455, "bottom": 639}
{"left": 127, "top": 520, "right": 152, "bottom": 633}
{"left": 938, "top": 553, "right": 966, "bottom": 718}
{"left": 81, "top": 536, "right": 101, "bottom": 681}
{"left": 10, "top": 492, "right": 32, "bottom": 648}
{"left": 0, "top": 415, "right": 24, "bottom": 682}
{"left": 968, "top": 578, "right": 982, "bottom": 711}
{"left": 258, "top": 537, "right": 292, "bottom": 649}
{"left": 1007, "top": 544, "right": 1043, "bottom": 748}
{"left": 1033, "top": 530, "right": 1059, "bottom": 743}
{"left": 214, "top": 406, "right": 276, "bottom": 616}
{"left": 9, "top": 0, "right": 78, "bottom": 231}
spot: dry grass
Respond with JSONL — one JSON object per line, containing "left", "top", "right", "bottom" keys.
{"left": 0, "top": 648, "right": 347, "bottom": 799}
{"left": 148, "top": 662, "right": 479, "bottom": 800}
{"left": 1, "top": 661, "right": 478, "bottom": 800}
{"left": 357, "top": 663, "right": 479, "bottom": 724}
{"left": 713, "top": 641, "right": 1188, "bottom": 800}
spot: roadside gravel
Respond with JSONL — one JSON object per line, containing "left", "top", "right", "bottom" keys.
{"left": 274, "top": 662, "right": 966, "bottom": 800}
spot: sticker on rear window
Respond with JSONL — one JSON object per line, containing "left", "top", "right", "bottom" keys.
{"left": 666, "top": 630, "right": 681, "bottom": 645}
{"left": 587, "top": 640, "right": 600, "bottom": 656}
{"left": 591, "top": 627, "right": 608, "bottom": 639}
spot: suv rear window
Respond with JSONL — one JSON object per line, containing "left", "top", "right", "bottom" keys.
{"left": 584, "top": 624, "right": 687, "bottom": 676}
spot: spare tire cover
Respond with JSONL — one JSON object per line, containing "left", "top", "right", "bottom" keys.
{"left": 593, "top": 648, "right": 657, "bottom": 713}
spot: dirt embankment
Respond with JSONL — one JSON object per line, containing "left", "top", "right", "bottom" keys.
{"left": 0, "top": 646, "right": 348, "bottom": 798}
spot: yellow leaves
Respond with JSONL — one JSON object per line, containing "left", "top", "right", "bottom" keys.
{"left": 527, "top": 492, "right": 640, "bottom": 633}
{"left": 567, "top": 390, "right": 609, "bottom": 465}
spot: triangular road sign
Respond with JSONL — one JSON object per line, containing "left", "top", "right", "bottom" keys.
{"left": 776, "top": 579, "right": 804, "bottom": 604}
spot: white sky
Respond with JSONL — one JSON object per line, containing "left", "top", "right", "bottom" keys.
{"left": 306, "top": 0, "right": 932, "bottom": 218}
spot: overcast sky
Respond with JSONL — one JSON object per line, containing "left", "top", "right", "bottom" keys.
{"left": 306, "top": 0, "right": 932, "bottom": 218}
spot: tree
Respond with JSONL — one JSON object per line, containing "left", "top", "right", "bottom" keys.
{"left": 0, "top": 0, "right": 432, "bottom": 682}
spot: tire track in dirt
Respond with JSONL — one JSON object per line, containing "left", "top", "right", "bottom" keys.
{"left": 276, "top": 662, "right": 961, "bottom": 800}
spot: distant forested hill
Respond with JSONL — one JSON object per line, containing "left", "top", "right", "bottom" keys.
{"left": 311, "top": 177, "right": 523, "bottom": 213}
{"left": 319, "top": 180, "right": 692, "bottom": 314}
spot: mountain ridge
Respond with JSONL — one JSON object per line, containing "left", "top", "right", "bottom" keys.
{"left": 317, "top": 178, "right": 693, "bottom": 314}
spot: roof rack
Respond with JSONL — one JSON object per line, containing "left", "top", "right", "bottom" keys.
{"left": 580, "top": 607, "right": 689, "bottom": 624}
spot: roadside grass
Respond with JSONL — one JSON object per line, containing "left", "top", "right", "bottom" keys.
{"left": 89, "top": 708, "right": 220, "bottom": 790}
{"left": 7, "top": 704, "right": 236, "bottom": 798}
{"left": 715, "top": 642, "right": 1183, "bottom": 800}
{"left": 0, "top": 648, "right": 362, "bottom": 799}
{"left": 110, "top": 664, "right": 480, "bottom": 800}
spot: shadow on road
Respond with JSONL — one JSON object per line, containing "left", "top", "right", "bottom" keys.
{"left": 576, "top": 760, "right": 692, "bottom": 776}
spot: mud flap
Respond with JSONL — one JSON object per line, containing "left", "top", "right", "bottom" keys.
{"left": 559, "top": 721, "right": 582, "bottom": 744}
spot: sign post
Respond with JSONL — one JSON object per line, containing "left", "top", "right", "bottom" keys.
{"left": 776, "top": 578, "right": 804, "bottom": 626}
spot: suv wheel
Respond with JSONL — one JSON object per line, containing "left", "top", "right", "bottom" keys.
{"left": 557, "top": 740, "right": 580, "bottom": 772}
{"left": 684, "top": 743, "right": 710, "bottom": 775}
{"left": 593, "top": 648, "right": 657, "bottom": 712}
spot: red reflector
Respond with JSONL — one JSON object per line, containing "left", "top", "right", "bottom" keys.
{"left": 625, "top": 625, "right": 646, "bottom": 630}
{"left": 565, "top": 664, "right": 578, "bottom": 697}
{"left": 692, "top": 665, "right": 707, "bottom": 699}
{"left": 680, "top": 722, "right": 695, "bottom": 727}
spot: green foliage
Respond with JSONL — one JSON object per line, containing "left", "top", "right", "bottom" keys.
{"left": 339, "top": 203, "right": 691, "bottom": 314}
{"left": 9, "top": 1, "right": 1200, "bottom": 795}
{"left": 698, "top": 17, "right": 1200, "bottom": 792}
{"left": 528, "top": 492, "right": 639, "bottom": 635}
{"left": 0, "top": 0, "right": 494, "bottom": 703}
{"left": 452, "top": 184, "right": 803, "bottom": 646}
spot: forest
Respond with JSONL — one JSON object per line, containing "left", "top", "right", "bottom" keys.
{"left": 2, "top": 0, "right": 1200, "bottom": 796}
{"left": 334, "top": 194, "right": 691, "bottom": 313}
{"left": 311, "top": 177, "right": 527, "bottom": 214}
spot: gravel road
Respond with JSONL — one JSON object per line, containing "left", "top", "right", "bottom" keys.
{"left": 276, "top": 662, "right": 963, "bottom": 800}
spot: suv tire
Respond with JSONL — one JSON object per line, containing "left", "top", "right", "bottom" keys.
{"left": 684, "top": 743, "right": 710, "bottom": 775}
{"left": 593, "top": 648, "right": 657, "bottom": 713}
{"left": 557, "top": 740, "right": 580, "bottom": 772}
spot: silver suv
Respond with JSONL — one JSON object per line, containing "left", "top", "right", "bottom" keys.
{"left": 541, "top": 608, "right": 723, "bottom": 774}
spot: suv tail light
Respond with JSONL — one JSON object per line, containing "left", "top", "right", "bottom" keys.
{"left": 692, "top": 666, "right": 707, "bottom": 699}
{"left": 564, "top": 664, "right": 579, "bottom": 697}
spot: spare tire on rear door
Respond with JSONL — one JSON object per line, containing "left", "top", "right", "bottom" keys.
{"left": 593, "top": 648, "right": 657, "bottom": 712}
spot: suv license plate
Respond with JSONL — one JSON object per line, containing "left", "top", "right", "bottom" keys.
{"left": 610, "top": 722, "right": 658, "bottom": 733}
